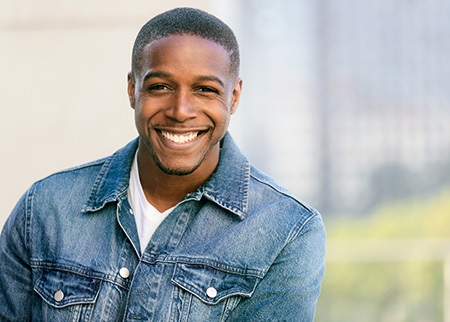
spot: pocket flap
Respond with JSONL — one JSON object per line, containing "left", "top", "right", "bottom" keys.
{"left": 34, "top": 269, "right": 101, "bottom": 308}
{"left": 172, "top": 263, "right": 259, "bottom": 305}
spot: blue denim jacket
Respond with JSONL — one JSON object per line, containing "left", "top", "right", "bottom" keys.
{"left": 0, "top": 133, "right": 326, "bottom": 321}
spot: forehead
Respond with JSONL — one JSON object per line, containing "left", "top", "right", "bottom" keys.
{"left": 138, "top": 34, "right": 232, "bottom": 78}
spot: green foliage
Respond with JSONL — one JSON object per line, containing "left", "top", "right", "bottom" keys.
{"left": 317, "top": 261, "right": 443, "bottom": 322}
{"left": 329, "top": 188, "right": 450, "bottom": 239}
{"left": 315, "top": 188, "right": 450, "bottom": 322}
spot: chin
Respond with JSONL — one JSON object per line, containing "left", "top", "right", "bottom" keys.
{"left": 155, "top": 159, "right": 201, "bottom": 176}
{"left": 160, "top": 167, "right": 197, "bottom": 176}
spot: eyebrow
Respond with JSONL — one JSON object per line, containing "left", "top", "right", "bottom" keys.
{"left": 143, "top": 71, "right": 171, "bottom": 82}
{"left": 196, "top": 75, "right": 225, "bottom": 88}
{"left": 143, "top": 71, "right": 225, "bottom": 88}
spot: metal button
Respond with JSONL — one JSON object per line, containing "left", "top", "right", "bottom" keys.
{"left": 129, "top": 208, "right": 134, "bottom": 215}
{"left": 54, "top": 290, "right": 64, "bottom": 302}
{"left": 206, "top": 287, "right": 217, "bottom": 298}
{"left": 119, "top": 267, "right": 130, "bottom": 279}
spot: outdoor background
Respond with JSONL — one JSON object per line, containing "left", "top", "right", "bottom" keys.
{"left": 1, "top": 1, "right": 449, "bottom": 321}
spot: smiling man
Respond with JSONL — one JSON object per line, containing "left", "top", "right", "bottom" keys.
{"left": 128, "top": 32, "right": 242, "bottom": 213}
{"left": 0, "top": 7, "right": 326, "bottom": 322}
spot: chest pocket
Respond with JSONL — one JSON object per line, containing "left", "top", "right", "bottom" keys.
{"left": 171, "top": 263, "right": 259, "bottom": 305}
{"left": 34, "top": 268, "right": 101, "bottom": 309}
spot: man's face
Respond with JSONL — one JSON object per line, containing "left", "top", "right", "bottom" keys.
{"left": 128, "top": 34, "right": 242, "bottom": 176}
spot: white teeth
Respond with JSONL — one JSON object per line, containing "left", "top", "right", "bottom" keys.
{"left": 161, "top": 131, "right": 199, "bottom": 143}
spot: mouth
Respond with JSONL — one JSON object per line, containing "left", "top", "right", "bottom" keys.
{"left": 158, "top": 129, "right": 206, "bottom": 144}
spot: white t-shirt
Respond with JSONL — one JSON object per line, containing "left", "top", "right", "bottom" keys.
{"left": 128, "top": 153, "right": 175, "bottom": 254}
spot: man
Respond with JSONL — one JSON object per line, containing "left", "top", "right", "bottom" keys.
{"left": 0, "top": 7, "right": 326, "bottom": 321}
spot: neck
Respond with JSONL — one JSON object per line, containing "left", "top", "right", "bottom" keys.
{"left": 136, "top": 146, "right": 219, "bottom": 212}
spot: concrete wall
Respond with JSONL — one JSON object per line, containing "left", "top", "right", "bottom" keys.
{"left": 0, "top": 1, "right": 239, "bottom": 227}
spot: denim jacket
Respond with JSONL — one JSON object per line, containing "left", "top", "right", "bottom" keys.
{"left": 0, "top": 133, "right": 326, "bottom": 322}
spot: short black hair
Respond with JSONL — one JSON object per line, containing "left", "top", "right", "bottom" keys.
{"left": 131, "top": 7, "right": 240, "bottom": 78}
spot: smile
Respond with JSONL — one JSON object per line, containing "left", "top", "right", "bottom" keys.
{"left": 160, "top": 130, "right": 200, "bottom": 144}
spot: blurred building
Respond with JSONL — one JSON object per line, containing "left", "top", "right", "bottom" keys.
{"left": 234, "top": 0, "right": 450, "bottom": 215}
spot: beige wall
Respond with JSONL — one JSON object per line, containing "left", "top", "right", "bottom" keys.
{"left": 0, "top": 1, "right": 238, "bottom": 228}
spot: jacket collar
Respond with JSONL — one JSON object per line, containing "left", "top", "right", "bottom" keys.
{"left": 82, "top": 132, "right": 249, "bottom": 219}
{"left": 82, "top": 139, "right": 138, "bottom": 213}
{"left": 200, "top": 133, "right": 249, "bottom": 219}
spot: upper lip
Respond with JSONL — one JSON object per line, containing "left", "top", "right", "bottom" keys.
{"left": 154, "top": 126, "right": 209, "bottom": 134}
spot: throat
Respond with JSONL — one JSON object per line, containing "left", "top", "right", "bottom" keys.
{"left": 140, "top": 176, "right": 195, "bottom": 212}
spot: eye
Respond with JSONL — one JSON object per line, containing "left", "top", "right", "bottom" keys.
{"left": 196, "top": 86, "right": 219, "bottom": 94}
{"left": 147, "top": 84, "right": 171, "bottom": 92}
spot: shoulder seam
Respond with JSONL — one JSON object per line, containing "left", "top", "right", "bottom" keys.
{"left": 34, "top": 157, "right": 109, "bottom": 184}
{"left": 249, "top": 170, "right": 315, "bottom": 215}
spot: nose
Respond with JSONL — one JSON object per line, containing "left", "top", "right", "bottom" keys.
{"left": 165, "top": 89, "right": 197, "bottom": 122}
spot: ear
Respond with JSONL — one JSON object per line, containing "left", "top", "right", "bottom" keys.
{"left": 127, "top": 72, "right": 136, "bottom": 109}
{"left": 230, "top": 78, "right": 242, "bottom": 115}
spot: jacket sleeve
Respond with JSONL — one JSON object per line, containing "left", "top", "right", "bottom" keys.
{"left": 226, "top": 214, "right": 326, "bottom": 322}
{"left": 0, "top": 191, "right": 33, "bottom": 321}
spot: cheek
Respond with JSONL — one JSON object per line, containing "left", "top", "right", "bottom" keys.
{"left": 133, "top": 104, "right": 152, "bottom": 133}
{"left": 134, "top": 99, "right": 158, "bottom": 121}
{"left": 211, "top": 108, "right": 232, "bottom": 128}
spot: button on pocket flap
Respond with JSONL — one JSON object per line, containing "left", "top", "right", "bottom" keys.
{"left": 172, "top": 263, "right": 259, "bottom": 305}
{"left": 34, "top": 269, "right": 101, "bottom": 308}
